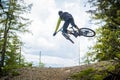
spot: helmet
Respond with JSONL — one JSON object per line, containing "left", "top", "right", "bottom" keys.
{"left": 58, "top": 11, "right": 63, "bottom": 15}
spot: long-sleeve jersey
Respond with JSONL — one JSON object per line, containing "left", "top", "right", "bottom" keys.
{"left": 54, "top": 17, "right": 61, "bottom": 32}
{"left": 59, "top": 12, "right": 73, "bottom": 21}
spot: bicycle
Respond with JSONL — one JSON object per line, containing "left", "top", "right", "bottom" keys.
{"left": 54, "top": 26, "right": 96, "bottom": 44}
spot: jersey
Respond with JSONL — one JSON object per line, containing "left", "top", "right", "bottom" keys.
{"left": 54, "top": 17, "right": 61, "bottom": 32}
{"left": 59, "top": 12, "right": 73, "bottom": 21}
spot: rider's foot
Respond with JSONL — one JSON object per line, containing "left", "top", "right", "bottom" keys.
{"left": 71, "top": 33, "right": 78, "bottom": 38}
{"left": 74, "top": 33, "right": 78, "bottom": 38}
{"left": 62, "top": 32, "right": 70, "bottom": 38}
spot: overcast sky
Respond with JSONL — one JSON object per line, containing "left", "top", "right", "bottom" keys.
{"left": 20, "top": 0, "right": 96, "bottom": 67}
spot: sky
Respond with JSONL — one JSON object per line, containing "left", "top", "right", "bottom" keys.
{"left": 20, "top": 0, "right": 96, "bottom": 67}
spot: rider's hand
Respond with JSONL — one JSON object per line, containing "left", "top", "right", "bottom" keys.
{"left": 53, "top": 32, "right": 56, "bottom": 36}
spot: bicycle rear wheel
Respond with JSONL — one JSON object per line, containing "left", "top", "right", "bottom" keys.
{"left": 79, "top": 28, "right": 96, "bottom": 37}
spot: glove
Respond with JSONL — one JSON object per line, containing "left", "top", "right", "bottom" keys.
{"left": 53, "top": 32, "right": 56, "bottom": 36}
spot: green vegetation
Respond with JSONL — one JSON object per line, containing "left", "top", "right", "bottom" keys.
{"left": 71, "top": 68, "right": 97, "bottom": 80}
{"left": 39, "top": 62, "right": 45, "bottom": 68}
{"left": 70, "top": 62, "right": 117, "bottom": 80}
{"left": 71, "top": 0, "right": 120, "bottom": 79}
{"left": 85, "top": 0, "right": 120, "bottom": 62}
{"left": 0, "top": 0, "right": 33, "bottom": 76}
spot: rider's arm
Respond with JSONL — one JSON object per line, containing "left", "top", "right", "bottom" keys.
{"left": 53, "top": 17, "right": 61, "bottom": 36}
{"left": 55, "top": 17, "right": 61, "bottom": 32}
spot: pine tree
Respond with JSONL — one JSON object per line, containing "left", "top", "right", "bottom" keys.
{"left": 0, "top": 0, "right": 32, "bottom": 75}
{"left": 86, "top": 0, "right": 120, "bottom": 62}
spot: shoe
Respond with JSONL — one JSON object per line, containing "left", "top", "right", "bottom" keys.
{"left": 62, "top": 32, "right": 70, "bottom": 38}
{"left": 72, "top": 32, "right": 78, "bottom": 38}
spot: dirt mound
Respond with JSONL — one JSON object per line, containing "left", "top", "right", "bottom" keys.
{"left": 0, "top": 61, "right": 111, "bottom": 80}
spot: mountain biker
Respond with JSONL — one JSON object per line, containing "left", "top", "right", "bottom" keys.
{"left": 53, "top": 11, "right": 79, "bottom": 36}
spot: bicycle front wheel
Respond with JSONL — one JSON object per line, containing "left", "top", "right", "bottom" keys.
{"left": 79, "top": 28, "right": 96, "bottom": 37}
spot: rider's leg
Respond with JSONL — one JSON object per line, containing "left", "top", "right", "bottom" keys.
{"left": 63, "top": 20, "right": 75, "bottom": 35}
{"left": 62, "top": 21, "right": 75, "bottom": 38}
{"left": 69, "top": 18, "right": 79, "bottom": 30}
{"left": 63, "top": 20, "right": 78, "bottom": 37}
{"left": 63, "top": 20, "right": 70, "bottom": 34}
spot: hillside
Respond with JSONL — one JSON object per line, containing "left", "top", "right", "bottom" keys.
{"left": 0, "top": 61, "right": 113, "bottom": 80}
